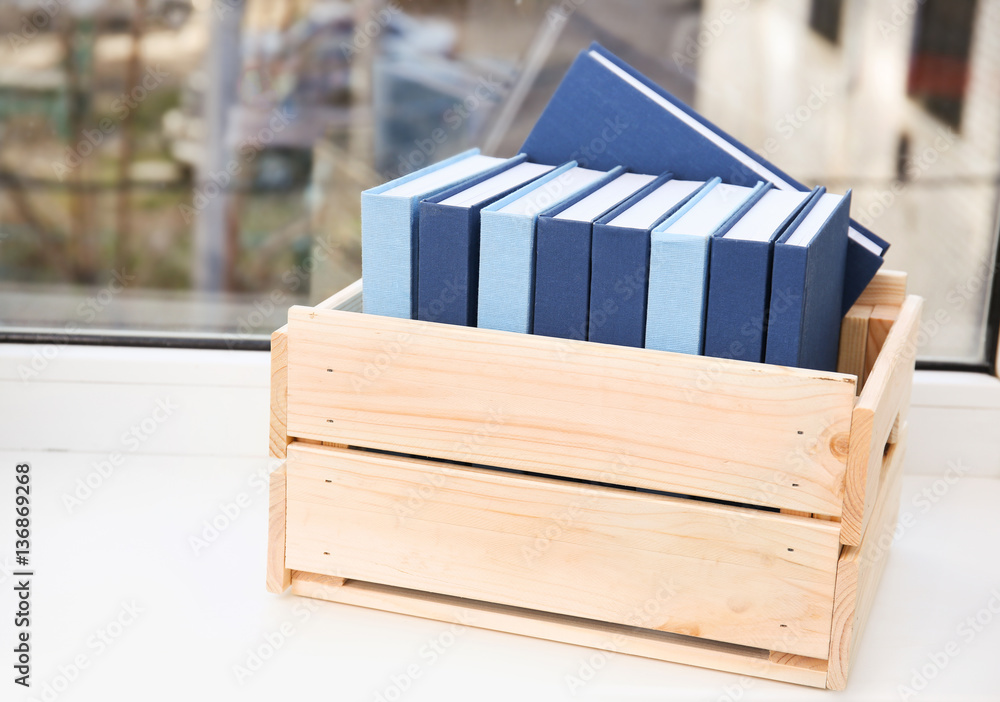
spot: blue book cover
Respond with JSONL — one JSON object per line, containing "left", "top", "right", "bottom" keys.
{"left": 361, "top": 149, "right": 507, "bottom": 319}
{"left": 417, "top": 156, "right": 555, "bottom": 326}
{"left": 477, "top": 163, "right": 608, "bottom": 334}
{"left": 764, "top": 189, "right": 852, "bottom": 372}
{"left": 703, "top": 188, "right": 814, "bottom": 363}
{"left": 645, "top": 181, "right": 768, "bottom": 355}
{"left": 519, "top": 43, "right": 886, "bottom": 314}
{"left": 532, "top": 168, "right": 660, "bottom": 340}
{"left": 588, "top": 174, "right": 705, "bottom": 348}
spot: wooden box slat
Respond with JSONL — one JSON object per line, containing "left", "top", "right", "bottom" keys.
{"left": 285, "top": 307, "right": 857, "bottom": 516}
{"left": 285, "top": 442, "right": 841, "bottom": 658}
{"left": 291, "top": 573, "right": 831, "bottom": 688}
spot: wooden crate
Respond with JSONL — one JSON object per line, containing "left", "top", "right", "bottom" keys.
{"left": 267, "top": 270, "right": 921, "bottom": 690}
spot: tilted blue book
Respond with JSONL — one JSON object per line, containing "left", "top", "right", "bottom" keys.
{"left": 519, "top": 43, "right": 886, "bottom": 314}
{"left": 533, "top": 168, "right": 660, "bottom": 340}
{"left": 703, "top": 188, "right": 814, "bottom": 363}
{"left": 416, "top": 156, "right": 555, "bottom": 326}
{"left": 764, "top": 189, "right": 852, "bottom": 372}
{"left": 588, "top": 174, "right": 705, "bottom": 348}
{"left": 645, "top": 180, "right": 768, "bottom": 355}
{"left": 361, "top": 149, "right": 507, "bottom": 319}
{"left": 477, "top": 163, "right": 608, "bottom": 334}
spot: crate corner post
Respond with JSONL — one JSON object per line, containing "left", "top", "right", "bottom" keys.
{"left": 266, "top": 462, "right": 291, "bottom": 593}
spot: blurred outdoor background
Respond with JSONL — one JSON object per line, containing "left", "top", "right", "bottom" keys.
{"left": 0, "top": 0, "right": 997, "bottom": 363}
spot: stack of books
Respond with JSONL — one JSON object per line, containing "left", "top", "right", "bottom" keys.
{"left": 360, "top": 44, "right": 887, "bottom": 373}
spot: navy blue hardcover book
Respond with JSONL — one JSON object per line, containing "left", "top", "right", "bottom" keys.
{"left": 703, "top": 187, "right": 814, "bottom": 363}
{"left": 587, "top": 174, "right": 706, "bottom": 348}
{"left": 764, "top": 189, "right": 852, "bottom": 372}
{"left": 416, "top": 156, "right": 555, "bottom": 326}
{"left": 519, "top": 43, "right": 885, "bottom": 314}
{"left": 532, "top": 168, "right": 661, "bottom": 340}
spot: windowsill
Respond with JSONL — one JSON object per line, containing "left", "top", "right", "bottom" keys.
{"left": 0, "top": 452, "right": 996, "bottom": 701}
{"left": 0, "top": 343, "right": 997, "bottom": 698}
{"left": 1, "top": 343, "right": 998, "bottom": 476}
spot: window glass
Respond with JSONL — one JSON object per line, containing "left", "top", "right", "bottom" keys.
{"left": 0, "top": 0, "right": 997, "bottom": 363}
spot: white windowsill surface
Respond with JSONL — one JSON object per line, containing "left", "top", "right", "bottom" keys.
{"left": 0, "top": 344, "right": 998, "bottom": 700}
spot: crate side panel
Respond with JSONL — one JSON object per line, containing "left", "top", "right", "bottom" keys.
{"left": 842, "top": 296, "right": 922, "bottom": 545}
{"left": 266, "top": 462, "right": 291, "bottom": 593}
{"left": 285, "top": 307, "right": 855, "bottom": 515}
{"left": 284, "top": 444, "right": 841, "bottom": 659}
{"left": 827, "top": 431, "right": 906, "bottom": 689}
{"left": 854, "top": 270, "right": 907, "bottom": 307}
{"left": 838, "top": 304, "right": 872, "bottom": 393}
{"left": 269, "top": 326, "right": 290, "bottom": 460}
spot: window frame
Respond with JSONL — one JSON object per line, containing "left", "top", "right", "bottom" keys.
{"left": 2, "top": 233, "right": 998, "bottom": 375}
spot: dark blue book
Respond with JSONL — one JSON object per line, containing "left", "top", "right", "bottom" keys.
{"left": 532, "top": 168, "right": 655, "bottom": 340}
{"left": 416, "top": 157, "right": 554, "bottom": 326}
{"left": 703, "top": 188, "right": 814, "bottom": 363}
{"left": 764, "top": 189, "right": 852, "bottom": 372}
{"left": 519, "top": 43, "right": 886, "bottom": 314}
{"left": 587, "top": 174, "right": 706, "bottom": 348}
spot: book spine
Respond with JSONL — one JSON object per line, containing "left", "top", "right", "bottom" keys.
{"left": 417, "top": 203, "right": 477, "bottom": 326}
{"left": 764, "top": 245, "right": 809, "bottom": 368}
{"left": 703, "top": 238, "right": 772, "bottom": 363}
{"left": 645, "top": 234, "right": 711, "bottom": 354}
{"left": 361, "top": 193, "right": 418, "bottom": 319}
{"left": 478, "top": 212, "right": 537, "bottom": 334}
{"left": 533, "top": 217, "right": 592, "bottom": 340}
{"left": 588, "top": 225, "right": 650, "bottom": 348}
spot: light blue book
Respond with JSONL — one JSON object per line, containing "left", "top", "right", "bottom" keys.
{"left": 645, "top": 179, "right": 768, "bottom": 354}
{"left": 361, "top": 149, "right": 508, "bottom": 319}
{"left": 477, "top": 162, "right": 607, "bottom": 333}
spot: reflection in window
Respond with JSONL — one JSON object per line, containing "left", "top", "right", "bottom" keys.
{"left": 809, "top": 0, "right": 843, "bottom": 44}
{"left": 0, "top": 0, "right": 997, "bottom": 367}
{"left": 907, "top": 0, "right": 978, "bottom": 129}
